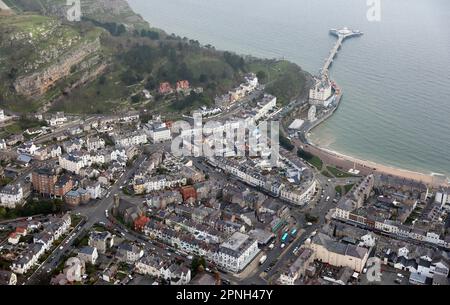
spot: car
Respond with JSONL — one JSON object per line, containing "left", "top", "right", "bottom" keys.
{"left": 280, "top": 243, "right": 286, "bottom": 249}
{"left": 268, "top": 243, "right": 275, "bottom": 250}
{"left": 120, "top": 232, "right": 126, "bottom": 237}
{"left": 59, "top": 246, "right": 63, "bottom": 250}
{"left": 264, "top": 267, "right": 271, "bottom": 273}
{"left": 306, "top": 222, "right": 313, "bottom": 226}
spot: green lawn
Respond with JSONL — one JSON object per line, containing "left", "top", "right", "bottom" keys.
{"left": 297, "top": 149, "right": 323, "bottom": 170}
{"left": 326, "top": 166, "right": 357, "bottom": 178}
{"left": 309, "top": 156, "right": 323, "bottom": 171}
{"left": 344, "top": 184, "right": 355, "bottom": 194}
{"left": 321, "top": 170, "right": 333, "bottom": 178}
{"left": 335, "top": 184, "right": 354, "bottom": 195}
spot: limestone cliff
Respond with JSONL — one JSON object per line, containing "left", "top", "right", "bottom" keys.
{"left": 13, "top": 38, "right": 101, "bottom": 97}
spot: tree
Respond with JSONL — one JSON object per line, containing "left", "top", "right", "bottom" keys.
{"left": 117, "top": 24, "right": 126, "bottom": 36}
{"left": 131, "top": 94, "right": 141, "bottom": 104}
{"left": 223, "top": 52, "right": 245, "bottom": 71}
{"left": 144, "top": 77, "right": 156, "bottom": 90}
{"left": 7, "top": 67, "right": 18, "bottom": 79}
{"left": 191, "top": 256, "right": 207, "bottom": 275}
{"left": 256, "top": 70, "right": 267, "bottom": 82}
{"left": 279, "top": 134, "right": 294, "bottom": 151}
{"left": 199, "top": 74, "right": 208, "bottom": 83}
{"left": 99, "top": 75, "right": 107, "bottom": 85}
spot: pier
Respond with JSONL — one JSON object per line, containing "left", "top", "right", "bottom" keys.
{"left": 320, "top": 27, "right": 363, "bottom": 78}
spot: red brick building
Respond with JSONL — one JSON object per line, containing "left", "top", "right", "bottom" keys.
{"left": 180, "top": 186, "right": 197, "bottom": 202}
{"left": 176, "top": 80, "right": 190, "bottom": 91}
{"left": 32, "top": 168, "right": 73, "bottom": 198}
{"left": 159, "top": 82, "right": 174, "bottom": 95}
{"left": 134, "top": 215, "right": 150, "bottom": 232}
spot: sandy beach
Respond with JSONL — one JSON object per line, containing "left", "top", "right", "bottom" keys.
{"left": 296, "top": 138, "right": 449, "bottom": 187}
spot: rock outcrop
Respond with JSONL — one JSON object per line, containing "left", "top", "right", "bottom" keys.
{"left": 13, "top": 38, "right": 101, "bottom": 97}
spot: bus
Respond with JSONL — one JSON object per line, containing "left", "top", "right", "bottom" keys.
{"left": 281, "top": 232, "right": 289, "bottom": 243}
{"left": 290, "top": 228, "right": 297, "bottom": 237}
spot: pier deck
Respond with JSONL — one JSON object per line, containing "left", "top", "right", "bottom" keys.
{"left": 320, "top": 27, "right": 363, "bottom": 78}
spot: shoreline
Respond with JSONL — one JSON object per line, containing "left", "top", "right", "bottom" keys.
{"left": 303, "top": 135, "right": 449, "bottom": 187}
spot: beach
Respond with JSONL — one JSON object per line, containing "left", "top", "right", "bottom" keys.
{"left": 297, "top": 137, "right": 449, "bottom": 187}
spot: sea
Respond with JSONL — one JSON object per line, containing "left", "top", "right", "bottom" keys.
{"left": 127, "top": 0, "right": 450, "bottom": 177}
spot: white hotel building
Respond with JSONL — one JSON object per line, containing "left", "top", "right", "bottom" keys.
{"left": 0, "top": 184, "right": 24, "bottom": 208}
{"left": 215, "top": 232, "right": 260, "bottom": 273}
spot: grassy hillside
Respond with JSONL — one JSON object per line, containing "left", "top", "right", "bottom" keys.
{"left": 0, "top": 0, "right": 312, "bottom": 116}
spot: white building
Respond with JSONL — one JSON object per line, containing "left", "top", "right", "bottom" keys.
{"left": 86, "top": 182, "right": 102, "bottom": 199}
{"left": 62, "top": 139, "right": 84, "bottom": 153}
{"left": 309, "top": 78, "right": 333, "bottom": 103}
{"left": 117, "top": 243, "right": 144, "bottom": 263}
{"left": 64, "top": 257, "right": 85, "bottom": 283}
{"left": 0, "top": 184, "right": 24, "bottom": 208}
{"left": 244, "top": 73, "right": 259, "bottom": 89}
{"left": 113, "top": 130, "right": 147, "bottom": 147}
{"left": 134, "top": 175, "right": 187, "bottom": 194}
{"left": 49, "top": 145, "right": 62, "bottom": 158}
{"left": 59, "top": 154, "right": 86, "bottom": 174}
{"left": 11, "top": 244, "right": 45, "bottom": 274}
{"left": 143, "top": 122, "right": 172, "bottom": 143}
{"left": 0, "top": 139, "right": 6, "bottom": 150}
{"left": 46, "top": 112, "right": 67, "bottom": 126}
{"left": 77, "top": 246, "right": 98, "bottom": 265}
{"left": 17, "top": 142, "right": 39, "bottom": 156}
{"left": 59, "top": 148, "right": 127, "bottom": 174}
{"left": 435, "top": 191, "right": 449, "bottom": 209}
{"left": 136, "top": 256, "right": 191, "bottom": 285}
{"left": 280, "top": 180, "right": 317, "bottom": 206}
{"left": 254, "top": 94, "right": 276, "bottom": 122}
{"left": 119, "top": 113, "right": 140, "bottom": 123}
{"left": 215, "top": 232, "right": 260, "bottom": 273}
{"left": 0, "top": 109, "right": 5, "bottom": 122}
{"left": 86, "top": 137, "right": 106, "bottom": 151}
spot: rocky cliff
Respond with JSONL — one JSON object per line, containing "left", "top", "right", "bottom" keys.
{"left": 13, "top": 38, "right": 101, "bottom": 97}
